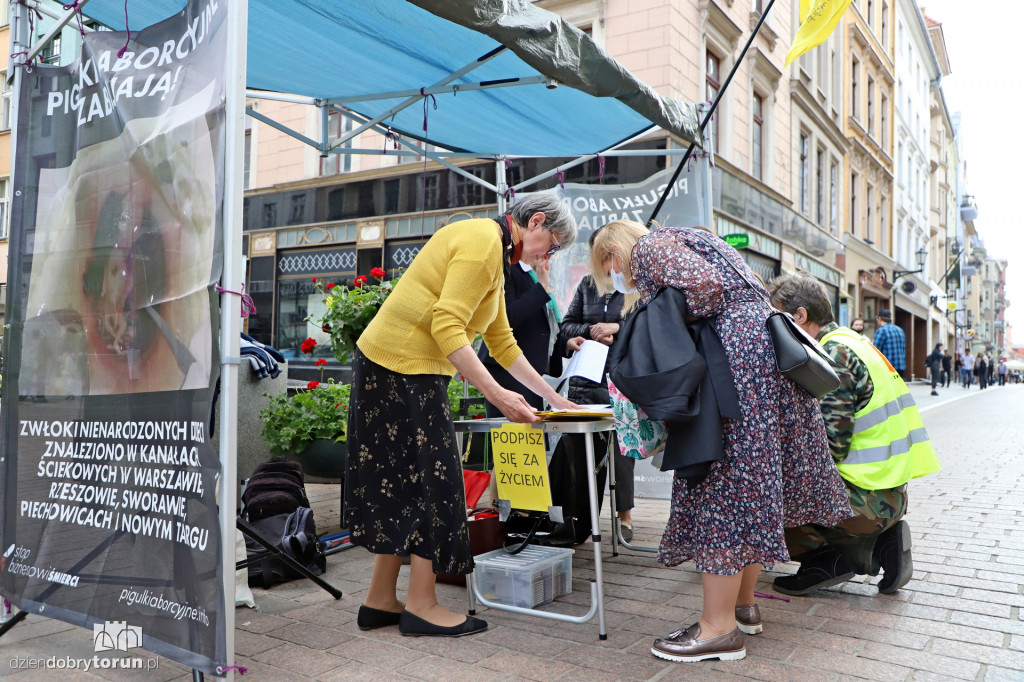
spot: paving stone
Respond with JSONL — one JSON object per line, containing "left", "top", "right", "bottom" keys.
{"left": 325, "top": 636, "right": 424, "bottom": 671}
{"left": 927, "top": 638, "right": 1024, "bottom": 670}
{"left": 556, "top": 642, "right": 668, "bottom": 680}
{"left": 787, "top": 647, "right": 911, "bottom": 681}
{"left": 250, "top": 643, "right": 350, "bottom": 677}
{"left": 910, "top": 591, "right": 1012, "bottom": 618}
{"left": 476, "top": 649, "right": 577, "bottom": 681}
{"left": 265, "top": 621, "right": 356, "bottom": 649}
{"left": 859, "top": 641, "right": 982, "bottom": 679}
{"left": 818, "top": 619, "right": 931, "bottom": 649}
{"left": 949, "top": 611, "right": 1024, "bottom": 636}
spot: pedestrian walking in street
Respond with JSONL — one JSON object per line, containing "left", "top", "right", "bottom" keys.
{"left": 998, "top": 358, "right": 1009, "bottom": 386}
{"left": 942, "top": 349, "right": 953, "bottom": 388}
{"left": 954, "top": 350, "right": 963, "bottom": 385}
{"left": 927, "top": 344, "right": 944, "bottom": 396}
{"left": 346, "top": 193, "right": 578, "bottom": 638}
{"left": 961, "top": 350, "right": 974, "bottom": 388}
{"left": 974, "top": 352, "right": 989, "bottom": 390}
{"left": 873, "top": 310, "right": 906, "bottom": 377}
{"left": 768, "top": 274, "right": 940, "bottom": 598}
{"left": 850, "top": 318, "right": 871, "bottom": 343}
{"left": 593, "top": 221, "right": 851, "bottom": 664}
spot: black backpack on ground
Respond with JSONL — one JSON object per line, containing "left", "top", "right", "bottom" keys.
{"left": 242, "top": 459, "right": 325, "bottom": 587}
{"left": 242, "top": 458, "right": 309, "bottom": 521}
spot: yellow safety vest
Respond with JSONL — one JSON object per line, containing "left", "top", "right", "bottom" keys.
{"left": 820, "top": 327, "right": 941, "bottom": 490}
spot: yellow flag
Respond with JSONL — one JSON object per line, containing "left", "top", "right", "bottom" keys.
{"left": 785, "top": 0, "right": 852, "bottom": 66}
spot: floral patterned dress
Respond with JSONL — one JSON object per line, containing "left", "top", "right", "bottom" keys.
{"left": 344, "top": 350, "right": 474, "bottom": 575}
{"left": 630, "top": 227, "right": 851, "bottom": 575}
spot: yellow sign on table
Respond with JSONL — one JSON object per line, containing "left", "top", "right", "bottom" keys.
{"left": 491, "top": 423, "right": 551, "bottom": 512}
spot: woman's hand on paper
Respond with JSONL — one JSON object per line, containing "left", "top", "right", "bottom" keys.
{"left": 547, "top": 394, "right": 579, "bottom": 411}
{"left": 491, "top": 387, "right": 542, "bottom": 423}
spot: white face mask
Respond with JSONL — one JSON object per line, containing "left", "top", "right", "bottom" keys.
{"left": 611, "top": 268, "right": 636, "bottom": 294}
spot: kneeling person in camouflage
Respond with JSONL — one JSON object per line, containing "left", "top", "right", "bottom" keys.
{"left": 767, "top": 274, "right": 941, "bottom": 595}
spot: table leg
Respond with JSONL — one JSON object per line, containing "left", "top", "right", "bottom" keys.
{"left": 607, "top": 435, "right": 619, "bottom": 557}
{"left": 585, "top": 432, "right": 608, "bottom": 639}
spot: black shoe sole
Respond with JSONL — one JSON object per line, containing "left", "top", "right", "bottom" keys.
{"left": 773, "top": 572, "right": 855, "bottom": 596}
{"left": 878, "top": 521, "right": 914, "bottom": 594}
{"left": 398, "top": 611, "right": 488, "bottom": 637}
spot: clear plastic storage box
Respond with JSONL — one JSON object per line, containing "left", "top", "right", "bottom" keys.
{"left": 473, "top": 545, "right": 574, "bottom": 608}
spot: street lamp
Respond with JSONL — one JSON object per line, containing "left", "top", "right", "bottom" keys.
{"left": 893, "top": 246, "right": 928, "bottom": 284}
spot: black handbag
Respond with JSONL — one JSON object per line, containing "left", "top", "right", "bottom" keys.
{"left": 695, "top": 231, "right": 840, "bottom": 398}
{"left": 765, "top": 310, "right": 841, "bottom": 398}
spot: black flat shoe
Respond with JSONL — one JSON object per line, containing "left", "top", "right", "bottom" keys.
{"left": 357, "top": 605, "right": 402, "bottom": 630}
{"left": 398, "top": 610, "right": 488, "bottom": 638}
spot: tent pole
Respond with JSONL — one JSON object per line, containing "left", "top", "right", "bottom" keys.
{"left": 496, "top": 156, "right": 508, "bottom": 214}
{"left": 328, "top": 47, "right": 510, "bottom": 150}
{"left": 23, "top": 0, "right": 91, "bottom": 64}
{"left": 218, "top": 0, "right": 250, "bottom": 678}
{"left": 647, "top": 0, "right": 777, "bottom": 226}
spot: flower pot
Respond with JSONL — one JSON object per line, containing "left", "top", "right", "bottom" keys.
{"left": 294, "top": 438, "right": 347, "bottom": 479}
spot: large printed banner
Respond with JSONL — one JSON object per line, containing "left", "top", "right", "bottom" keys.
{"left": 1, "top": 0, "right": 227, "bottom": 673}
{"left": 547, "top": 164, "right": 707, "bottom": 310}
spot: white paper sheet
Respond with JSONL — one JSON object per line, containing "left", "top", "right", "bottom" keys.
{"left": 562, "top": 340, "right": 609, "bottom": 384}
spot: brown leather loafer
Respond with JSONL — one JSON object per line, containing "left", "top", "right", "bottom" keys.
{"left": 734, "top": 604, "right": 762, "bottom": 635}
{"left": 651, "top": 623, "right": 746, "bottom": 662}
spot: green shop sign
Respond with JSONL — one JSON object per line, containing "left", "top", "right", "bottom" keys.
{"left": 722, "top": 233, "right": 750, "bottom": 249}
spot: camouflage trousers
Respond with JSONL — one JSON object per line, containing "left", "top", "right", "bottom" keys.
{"left": 785, "top": 482, "right": 908, "bottom": 575}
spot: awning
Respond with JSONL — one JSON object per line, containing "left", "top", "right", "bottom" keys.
{"left": 75, "top": 0, "right": 703, "bottom": 156}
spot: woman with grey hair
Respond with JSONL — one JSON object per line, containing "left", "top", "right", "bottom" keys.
{"left": 507, "top": 192, "right": 576, "bottom": 246}
{"left": 347, "top": 193, "right": 578, "bottom": 638}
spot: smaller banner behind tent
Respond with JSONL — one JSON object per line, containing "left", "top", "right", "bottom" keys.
{"left": 1, "top": 0, "right": 227, "bottom": 673}
{"left": 547, "top": 164, "right": 707, "bottom": 312}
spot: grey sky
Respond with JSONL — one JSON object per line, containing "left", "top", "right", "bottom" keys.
{"left": 919, "top": 1, "right": 1024, "bottom": 345}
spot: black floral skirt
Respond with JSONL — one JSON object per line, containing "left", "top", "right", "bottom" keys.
{"left": 344, "top": 350, "right": 473, "bottom": 575}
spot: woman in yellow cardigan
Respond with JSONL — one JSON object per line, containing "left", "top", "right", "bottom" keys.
{"left": 348, "top": 193, "right": 578, "bottom": 638}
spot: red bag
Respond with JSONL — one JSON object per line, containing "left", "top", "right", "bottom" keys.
{"left": 463, "top": 469, "right": 491, "bottom": 508}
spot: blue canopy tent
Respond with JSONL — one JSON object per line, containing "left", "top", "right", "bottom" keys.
{"left": 58, "top": 0, "right": 702, "bottom": 157}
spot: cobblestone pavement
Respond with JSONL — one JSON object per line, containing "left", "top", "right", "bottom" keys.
{"left": 2, "top": 382, "right": 1022, "bottom": 681}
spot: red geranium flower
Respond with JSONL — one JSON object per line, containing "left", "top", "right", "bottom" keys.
{"left": 321, "top": 324, "right": 331, "bottom": 334}
{"left": 370, "top": 267, "right": 386, "bottom": 279}
{"left": 314, "top": 358, "right": 328, "bottom": 366}
{"left": 312, "top": 277, "right": 317, "bottom": 282}
{"left": 354, "top": 275, "right": 368, "bottom": 288}
{"left": 300, "top": 337, "right": 317, "bottom": 354}
{"left": 334, "top": 403, "right": 342, "bottom": 409}
{"left": 307, "top": 380, "right": 320, "bottom": 390}
{"left": 325, "top": 282, "right": 336, "bottom": 290}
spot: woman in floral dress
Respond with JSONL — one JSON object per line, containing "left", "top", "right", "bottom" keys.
{"left": 591, "top": 221, "right": 851, "bottom": 663}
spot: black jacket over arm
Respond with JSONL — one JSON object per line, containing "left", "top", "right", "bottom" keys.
{"left": 609, "top": 287, "right": 741, "bottom": 485}
{"left": 479, "top": 264, "right": 552, "bottom": 412}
